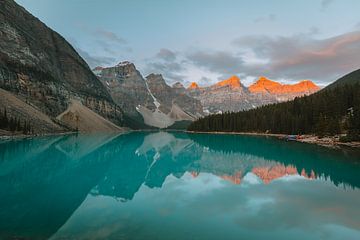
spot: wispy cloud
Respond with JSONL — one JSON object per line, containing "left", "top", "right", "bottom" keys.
{"left": 321, "top": 0, "right": 334, "bottom": 9}
{"left": 254, "top": 14, "right": 276, "bottom": 23}
{"left": 156, "top": 48, "right": 177, "bottom": 61}
{"left": 75, "top": 47, "right": 116, "bottom": 68}
{"left": 186, "top": 51, "right": 244, "bottom": 75}
{"left": 143, "top": 49, "right": 186, "bottom": 84}
{"left": 95, "top": 29, "right": 127, "bottom": 44}
{"left": 231, "top": 31, "right": 360, "bottom": 83}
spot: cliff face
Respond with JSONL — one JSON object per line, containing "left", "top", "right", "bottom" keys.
{"left": 95, "top": 63, "right": 203, "bottom": 129}
{"left": 146, "top": 74, "right": 203, "bottom": 117}
{"left": 96, "top": 62, "right": 156, "bottom": 117}
{"left": 0, "top": 0, "right": 123, "bottom": 127}
{"left": 187, "top": 76, "right": 320, "bottom": 114}
{"left": 187, "top": 76, "right": 277, "bottom": 114}
{"left": 249, "top": 77, "right": 320, "bottom": 101}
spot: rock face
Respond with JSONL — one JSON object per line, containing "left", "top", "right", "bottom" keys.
{"left": 187, "top": 76, "right": 320, "bottom": 114}
{"left": 146, "top": 74, "right": 203, "bottom": 118}
{"left": 187, "top": 76, "right": 277, "bottom": 113}
{"left": 0, "top": 0, "right": 123, "bottom": 129}
{"left": 95, "top": 63, "right": 203, "bottom": 128}
{"left": 56, "top": 100, "right": 124, "bottom": 133}
{"left": 249, "top": 77, "right": 320, "bottom": 101}
{"left": 0, "top": 88, "right": 64, "bottom": 133}
{"left": 95, "top": 62, "right": 156, "bottom": 118}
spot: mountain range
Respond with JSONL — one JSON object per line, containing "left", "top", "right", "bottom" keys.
{"left": 187, "top": 76, "right": 320, "bottom": 114}
{"left": 0, "top": 0, "right": 322, "bottom": 132}
{"left": 94, "top": 63, "right": 320, "bottom": 127}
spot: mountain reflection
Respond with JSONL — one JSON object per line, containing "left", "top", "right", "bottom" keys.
{"left": 0, "top": 131, "right": 359, "bottom": 239}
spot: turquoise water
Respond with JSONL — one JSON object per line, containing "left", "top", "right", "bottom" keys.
{"left": 0, "top": 131, "right": 359, "bottom": 240}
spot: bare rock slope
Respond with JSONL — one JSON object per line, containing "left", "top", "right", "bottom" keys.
{"left": 0, "top": 0, "right": 123, "bottom": 132}
{"left": 0, "top": 88, "right": 64, "bottom": 133}
{"left": 57, "top": 100, "right": 124, "bottom": 132}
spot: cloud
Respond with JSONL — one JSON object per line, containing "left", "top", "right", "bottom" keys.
{"left": 95, "top": 29, "right": 127, "bottom": 44}
{"left": 254, "top": 14, "right": 276, "bottom": 23}
{"left": 75, "top": 47, "right": 116, "bottom": 68}
{"left": 142, "top": 48, "right": 187, "bottom": 84}
{"left": 156, "top": 48, "right": 177, "bottom": 61}
{"left": 186, "top": 51, "right": 244, "bottom": 75}
{"left": 355, "top": 22, "right": 360, "bottom": 30}
{"left": 144, "top": 61, "right": 186, "bottom": 83}
{"left": 321, "top": 0, "right": 334, "bottom": 9}
{"left": 198, "top": 76, "right": 213, "bottom": 85}
{"left": 231, "top": 31, "right": 360, "bottom": 83}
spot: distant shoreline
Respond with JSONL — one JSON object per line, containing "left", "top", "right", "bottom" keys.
{"left": 0, "top": 129, "right": 131, "bottom": 142}
{"left": 2, "top": 129, "right": 359, "bottom": 149}
{"left": 0, "top": 131, "right": 77, "bottom": 141}
{"left": 186, "top": 130, "right": 360, "bottom": 149}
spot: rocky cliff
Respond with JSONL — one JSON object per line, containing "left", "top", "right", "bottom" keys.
{"left": 0, "top": 0, "right": 123, "bottom": 132}
{"left": 187, "top": 76, "right": 320, "bottom": 114}
{"left": 187, "top": 76, "right": 276, "bottom": 113}
{"left": 249, "top": 77, "right": 320, "bottom": 101}
{"left": 95, "top": 63, "right": 203, "bottom": 128}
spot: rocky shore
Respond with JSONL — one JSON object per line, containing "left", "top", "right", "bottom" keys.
{"left": 186, "top": 131, "right": 360, "bottom": 149}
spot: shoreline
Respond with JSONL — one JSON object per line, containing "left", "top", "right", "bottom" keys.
{"left": 0, "top": 129, "right": 131, "bottom": 142}
{"left": 2, "top": 129, "right": 359, "bottom": 149}
{"left": 186, "top": 130, "right": 360, "bottom": 149}
{"left": 0, "top": 131, "right": 78, "bottom": 141}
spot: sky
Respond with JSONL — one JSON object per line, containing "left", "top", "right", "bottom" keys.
{"left": 15, "top": 0, "right": 360, "bottom": 87}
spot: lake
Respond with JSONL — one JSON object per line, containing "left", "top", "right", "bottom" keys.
{"left": 0, "top": 131, "right": 359, "bottom": 240}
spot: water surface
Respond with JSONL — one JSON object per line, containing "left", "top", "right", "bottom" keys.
{"left": 0, "top": 132, "right": 359, "bottom": 240}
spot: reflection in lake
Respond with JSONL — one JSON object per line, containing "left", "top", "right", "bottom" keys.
{"left": 0, "top": 132, "right": 359, "bottom": 239}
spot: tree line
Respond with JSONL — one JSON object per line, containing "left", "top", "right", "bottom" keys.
{"left": 188, "top": 83, "right": 360, "bottom": 141}
{"left": 0, "top": 108, "right": 33, "bottom": 134}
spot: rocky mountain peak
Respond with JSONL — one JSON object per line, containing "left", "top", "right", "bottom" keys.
{"left": 285, "top": 80, "right": 320, "bottom": 93}
{"left": 249, "top": 76, "right": 281, "bottom": 93}
{"left": 297, "top": 80, "right": 319, "bottom": 88}
{"left": 172, "top": 82, "right": 185, "bottom": 89}
{"left": 93, "top": 66, "right": 104, "bottom": 71}
{"left": 188, "top": 82, "right": 200, "bottom": 89}
{"left": 116, "top": 61, "right": 133, "bottom": 67}
{"left": 215, "top": 76, "right": 242, "bottom": 89}
{"left": 146, "top": 73, "right": 166, "bottom": 86}
{"left": 0, "top": 0, "right": 123, "bottom": 127}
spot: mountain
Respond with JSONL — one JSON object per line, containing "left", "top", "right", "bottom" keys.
{"left": 94, "top": 63, "right": 203, "bottom": 129}
{"left": 94, "top": 61, "right": 156, "bottom": 128}
{"left": 188, "top": 69, "right": 360, "bottom": 140}
{"left": 324, "top": 68, "right": 360, "bottom": 89}
{"left": 188, "top": 82, "right": 199, "bottom": 90}
{"left": 0, "top": 88, "right": 64, "bottom": 134}
{"left": 0, "top": 0, "right": 124, "bottom": 133}
{"left": 56, "top": 100, "right": 123, "bottom": 132}
{"left": 187, "top": 76, "right": 320, "bottom": 114}
{"left": 249, "top": 77, "right": 320, "bottom": 101}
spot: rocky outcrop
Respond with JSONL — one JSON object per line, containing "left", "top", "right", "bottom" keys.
{"left": 56, "top": 100, "right": 125, "bottom": 132}
{"left": 188, "top": 82, "right": 200, "bottom": 90}
{"left": 146, "top": 74, "right": 203, "bottom": 118}
{"left": 0, "top": 88, "right": 64, "bottom": 133}
{"left": 0, "top": 0, "right": 123, "bottom": 131}
{"left": 187, "top": 76, "right": 320, "bottom": 114}
{"left": 249, "top": 77, "right": 320, "bottom": 101}
{"left": 187, "top": 75, "right": 277, "bottom": 113}
{"left": 95, "top": 61, "right": 156, "bottom": 117}
{"left": 95, "top": 63, "right": 203, "bottom": 128}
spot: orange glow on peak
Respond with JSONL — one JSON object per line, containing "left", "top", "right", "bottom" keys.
{"left": 215, "top": 75, "right": 242, "bottom": 89}
{"left": 188, "top": 82, "right": 200, "bottom": 89}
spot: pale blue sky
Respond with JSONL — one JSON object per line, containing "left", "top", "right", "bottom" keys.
{"left": 15, "top": 0, "right": 360, "bottom": 86}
